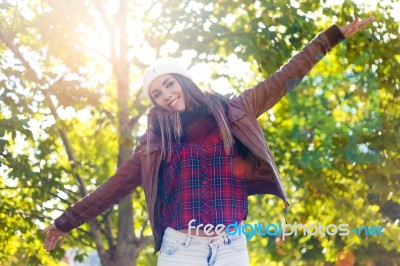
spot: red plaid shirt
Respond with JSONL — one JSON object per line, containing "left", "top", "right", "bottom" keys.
{"left": 159, "top": 114, "right": 248, "bottom": 231}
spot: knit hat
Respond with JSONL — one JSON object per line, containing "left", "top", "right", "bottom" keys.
{"left": 142, "top": 58, "right": 193, "bottom": 100}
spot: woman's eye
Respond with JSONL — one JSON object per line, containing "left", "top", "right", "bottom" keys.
{"left": 152, "top": 92, "right": 161, "bottom": 99}
{"left": 166, "top": 81, "right": 174, "bottom": 88}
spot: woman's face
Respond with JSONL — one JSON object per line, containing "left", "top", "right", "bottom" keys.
{"left": 148, "top": 74, "right": 186, "bottom": 112}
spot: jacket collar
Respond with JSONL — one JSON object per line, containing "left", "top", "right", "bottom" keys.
{"left": 226, "top": 100, "right": 246, "bottom": 123}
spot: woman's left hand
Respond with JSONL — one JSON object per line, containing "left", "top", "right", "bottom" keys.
{"left": 339, "top": 16, "right": 375, "bottom": 38}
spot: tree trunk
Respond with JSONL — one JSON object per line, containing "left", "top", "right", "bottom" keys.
{"left": 113, "top": 0, "right": 138, "bottom": 265}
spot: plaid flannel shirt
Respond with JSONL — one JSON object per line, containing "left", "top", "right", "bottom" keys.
{"left": 159, "top": 129, "right": 248, "bottom": 231}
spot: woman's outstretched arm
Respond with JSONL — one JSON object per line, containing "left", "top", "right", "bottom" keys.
{"left": 236, "top": 16, "right": 375, "bottom": 118}
{"left": 41, "top": 145, "right": 143, "bottom": 251}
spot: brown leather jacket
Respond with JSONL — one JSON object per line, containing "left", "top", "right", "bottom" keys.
{"left": 55, "top": 25, "right": 344, "bottom": 253}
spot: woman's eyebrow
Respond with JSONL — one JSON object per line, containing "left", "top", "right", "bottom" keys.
{"left": 162, "top": 78, "right": 172, "bottom": 86}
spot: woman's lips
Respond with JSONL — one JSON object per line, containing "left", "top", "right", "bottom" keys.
{"left": 168, "top": 97, "right": 179, "bottom": 108}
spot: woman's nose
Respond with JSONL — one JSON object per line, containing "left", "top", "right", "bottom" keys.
{"left": 164, "top": 92, "right": 173, "bottom": 101}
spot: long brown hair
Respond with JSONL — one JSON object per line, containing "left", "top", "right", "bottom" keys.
{"left": 146, "top": 74, "right": 234, "bottom": 162}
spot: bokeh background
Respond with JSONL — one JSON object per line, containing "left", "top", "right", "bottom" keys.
{"left": 0, "top": 0, "right": 399, "bottom": 265}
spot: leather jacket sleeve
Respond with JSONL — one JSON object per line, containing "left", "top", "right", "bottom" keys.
{"left": 237, "top": 25, "right": 345, "bottom": 118}
{"left": 54, "top": 145, "right": 143, "bottom": 232}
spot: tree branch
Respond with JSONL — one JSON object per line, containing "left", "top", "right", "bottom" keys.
{"left": 88, "top": 220, "right": 111, "bottom": 260}
{"left": 93, "top": 0, "right": 117, "bottom": 65}
{"left": 128, "top": 112, "right": 144, "bottom": 131}
{"left": 135, "top": 235, "right": 153, "bottom": 252}
{"left": 69, "top": 231, "right": 96, "bottom": 248}
{"left": 155, "top": 0, "right": 191, "bottom": 59}
{"left": 100, "top": 210, "right": 116, "bottom": 250}
{"left": 0, "top": 185, "right": 76, "bottom": 206}
{"left": 46, "top": 191, "right": 73, "bottom": 206}
{"left": 72, "top": 226, "right": 92, "bottom": 238}
{"left": 0, "top": 26, "right": 88, "bottom": 198}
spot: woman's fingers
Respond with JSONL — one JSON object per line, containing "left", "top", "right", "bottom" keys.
{"left": 59, "top": 235, "right": 66, "bottom": 247}
{"left": 355, "top": 16, "right": 374, "bottom": 30}
{"left": 340, "top": 16, "right": 375, "bottom": 38}
{"left": 49, "top": 235, "right": 58, "bottom": 251}
{"left": 45, "top": 235, "right": 60, "bottom": 251}
{"left": 44, "top": 235, "right": 49, "bottom": 250}
{"left": 46, "top": 235, "right": 55, "bottom": 252}
{"left": 44, "top": 235, "right": 53, "bottom": 252}
{"left": 41, "top": 224, "right": 67, "bottom": 251}
{"left": 352, "top": 17, "right": 360, "bottom": 25}
{"left": 359, "top": 16, "right": 375, "bottom": 29}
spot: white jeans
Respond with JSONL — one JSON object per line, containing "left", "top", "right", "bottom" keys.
{"left": 157, "top": 227, "right": 249, "bottom": 266}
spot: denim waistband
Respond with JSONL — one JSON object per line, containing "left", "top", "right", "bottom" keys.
{"left": 163, "top": 227, "right": 244, "bottom": 246}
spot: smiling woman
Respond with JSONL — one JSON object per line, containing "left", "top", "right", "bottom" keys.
{"left": 41, "top": 16, "right": 375, "bottom": 266}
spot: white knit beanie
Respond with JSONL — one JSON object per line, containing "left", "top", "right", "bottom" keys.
{"left": 142, "top": 58, "right": 193, "bottom": 100}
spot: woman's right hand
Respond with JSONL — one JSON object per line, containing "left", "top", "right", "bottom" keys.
{"left": 41, "top": 223, "right": 68, "bottom": 252}
{"left": 339, "top": 16, "right": 375, "bottom": 38}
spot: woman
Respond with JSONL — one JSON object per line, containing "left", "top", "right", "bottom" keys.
{"left": 41, "top": 17, "right": 375, "bottom": 265}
